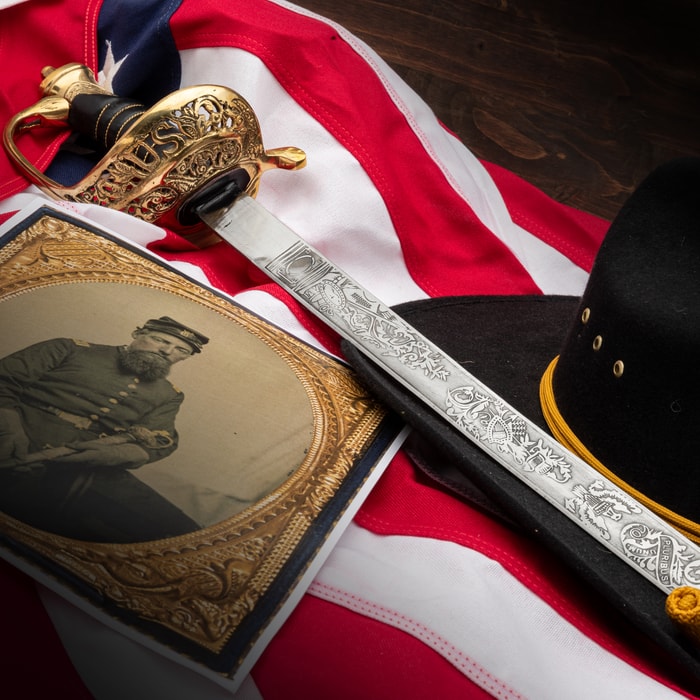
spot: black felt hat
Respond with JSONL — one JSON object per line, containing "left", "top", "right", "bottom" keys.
{"left": 342, "top": 158, "right": 700, "bottom": 689}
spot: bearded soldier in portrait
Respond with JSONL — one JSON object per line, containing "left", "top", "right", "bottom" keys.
{"left": 0, "top": 316, "right": 209, "bottom": 543}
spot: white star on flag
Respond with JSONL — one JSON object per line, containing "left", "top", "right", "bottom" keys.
{"left": 98, "top": 40, "right": 127, "bottom": 91}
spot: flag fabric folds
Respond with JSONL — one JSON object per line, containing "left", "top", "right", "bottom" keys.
{"left": 0, "top": 1, "right": 693, "bottom": 698}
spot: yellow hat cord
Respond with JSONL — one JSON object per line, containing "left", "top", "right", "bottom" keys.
{"left": 540, "top": 356, "right": 700, "bottom": 641}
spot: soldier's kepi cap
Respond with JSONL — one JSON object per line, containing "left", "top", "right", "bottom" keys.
{"left": 140, "top": 316, "right": 209, "bottom": 353}
{"left": 342, "top": 158, "right": 700, "bottom": 691}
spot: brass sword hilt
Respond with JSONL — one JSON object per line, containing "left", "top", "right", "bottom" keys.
{"left": 3, "top": 63, "right": 306, "bottom": 245}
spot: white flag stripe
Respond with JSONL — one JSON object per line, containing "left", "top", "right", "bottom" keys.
{"left": 180, "top": 46, "right": 428, "bottom": 306}
{"left": 310, "top": 523, "right": 685, "bottom": 700}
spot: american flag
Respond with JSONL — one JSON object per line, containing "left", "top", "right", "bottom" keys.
{"left": 0, "top": 1, "right": 692, "bottom": 698}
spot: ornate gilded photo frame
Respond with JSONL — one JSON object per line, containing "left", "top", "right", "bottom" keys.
{"left": 0, "top": 204, "right": 403, "bottom": 686}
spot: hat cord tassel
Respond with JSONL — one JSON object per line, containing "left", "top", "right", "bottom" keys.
{"left": 666, "top": 587, "right": 700, "bottom": 648}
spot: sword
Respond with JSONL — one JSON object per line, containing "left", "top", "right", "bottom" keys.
{"left": 6, "top": 65, "right": 700, "bottom": 600}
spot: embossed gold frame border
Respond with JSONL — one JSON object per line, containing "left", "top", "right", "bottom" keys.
{"left": 0, "top": 208, "right": 393, "bottom": 671}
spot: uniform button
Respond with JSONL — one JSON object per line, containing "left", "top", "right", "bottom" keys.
{"left": 119, "top": 391, "right": 129, "bottom": 397}
{"left": 109, "top": 398, "right": 119, "bottom": 404}
{"left": 90, "top": 414, "right": 99, "bottom": 421}
{"left": 100, "top": 407, "right": 111, "bottom": 413}
{"left": 133, "top": 378, "right": 140, "bottom": 384}
{"left": 128, "top": 384, "right": 137, "bottom": 389}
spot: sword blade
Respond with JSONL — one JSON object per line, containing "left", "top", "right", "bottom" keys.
{"left": 201, "top": 194, "right": 700, "bottom": 595}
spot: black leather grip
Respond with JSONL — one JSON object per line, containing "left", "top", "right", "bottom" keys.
{"left": 68, "top": 93, "right": 145, "bottom": 150}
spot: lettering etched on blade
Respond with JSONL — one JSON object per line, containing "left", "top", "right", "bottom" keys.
{"left": 267, "top": 242, "right": 451, "bottom": 379}
{"left": 621, "top": 524, "right": 700, "bottom": 587}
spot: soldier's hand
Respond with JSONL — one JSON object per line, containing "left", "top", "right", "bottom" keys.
{"left": 0, "top": 407, "right": 29, "bottom": 465}
{"left": 56, "top": 441, "right": 150, "bottom": 469}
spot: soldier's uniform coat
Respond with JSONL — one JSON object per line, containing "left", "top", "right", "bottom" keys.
{"left": 0, "top": 337, "right": 183, "bottom": 461}
{"left": 0, "top": 337, "right": 199, "bottom": 542}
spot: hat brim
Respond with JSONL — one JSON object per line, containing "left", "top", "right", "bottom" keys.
{"left": 341, "top": 294, "right": 700, "bottom": 690}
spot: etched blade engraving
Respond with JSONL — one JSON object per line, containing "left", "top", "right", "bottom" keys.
{"left": 203, "top": 195, "right": 700, "bottom": 594}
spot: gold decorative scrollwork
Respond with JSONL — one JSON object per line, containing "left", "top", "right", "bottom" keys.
{"left": 65, "top": 91, "right": 265, "bottom": 221}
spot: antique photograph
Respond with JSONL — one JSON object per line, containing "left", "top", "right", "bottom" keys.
{"left": 0, "top": 206, "right": 399, "bottom": 675}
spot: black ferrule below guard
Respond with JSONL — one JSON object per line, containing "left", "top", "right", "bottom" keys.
{"left": 178, "top": 168, "right": 251, "bottom": 226}
{"left": 68, "top": 93, "right": 145, "bottom": 151}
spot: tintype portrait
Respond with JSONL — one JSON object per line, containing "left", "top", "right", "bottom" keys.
{"left": 0, "top": 207, "right": 392, "bottom": 664}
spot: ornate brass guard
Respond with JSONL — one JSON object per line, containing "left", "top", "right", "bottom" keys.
{"left": 3, "top": 63, "right": 306, "bottom": 244}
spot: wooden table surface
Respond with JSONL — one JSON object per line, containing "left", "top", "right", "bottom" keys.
{"left": 293, "top": 0, "right": 700, "bottom": 220}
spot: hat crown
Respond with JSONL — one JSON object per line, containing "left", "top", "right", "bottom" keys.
{"left": 553, "top": 158, "right": 700, "bottom": 523}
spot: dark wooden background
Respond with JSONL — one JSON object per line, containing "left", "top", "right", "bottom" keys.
{"left": 294, "top": 0, "right": 700, "bottom": 220}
